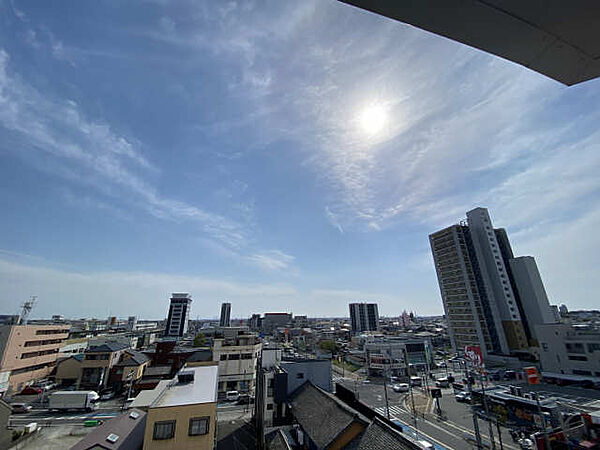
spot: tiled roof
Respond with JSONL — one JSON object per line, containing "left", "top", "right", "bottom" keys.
{"left": 70, "top": 408, "right": 146, "bottom": 450}
{"left": 116, "top": 350, "right": 150, "bottom": 366}
{"left": 290, "top": 382, "right": 368, "bottom": 448}
{"left": 354, "top": 418, "right": 417, "bottom": 450}
{"left": 87, "top": 342, "right": 130, "bottom": 353}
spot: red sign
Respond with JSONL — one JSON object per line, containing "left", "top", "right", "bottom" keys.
{"left": 524, "top": 366, "right": 540, "bottom": 384}
{"left": 464, "top": 346, "right": 484, "bottom": 368}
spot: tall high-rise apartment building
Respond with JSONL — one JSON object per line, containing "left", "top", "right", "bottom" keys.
{"left": 219, "top": 302, "right": 231, "bottom": 327}
{"left": 349, "top": 303, "right": 379, "bottom": 333}
{"left": 429, "top": 207, "right": 555, "bottom": 358}
{"left": 165, "top": 293, "right": 192, "bottom": 338}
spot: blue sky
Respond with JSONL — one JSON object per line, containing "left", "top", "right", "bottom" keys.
{"left": 1, "top": 0, "right": 598, "bottom": 320}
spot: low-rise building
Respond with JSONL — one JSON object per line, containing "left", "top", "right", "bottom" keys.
{"left": 212, "top": 334, "right": 261, "bottom": 396}
{"left": 55, "top": 354, "right": 84, "bottom": 387}
{"left": 537, "top": 323, "right": 600, "bottom": 380}
{"left": 263, "top": 382, "right": 419, "bottom": 449}
{"left": 0, "top": 324, "right": 69, "bottom": 394}
{"left": 110, "top": 350, "right": 151, "bottom": 393}
{"left": 256, "top": 348, "right": 332, "bottom": 430}
{"left": 71, "top": 408, "right": 147, "bottom": 450}
{"left": 139, "top": 365, "right": 219, "bottom": 450}
{"left": 78, "top": 342, "right": 130, "bottom": 390}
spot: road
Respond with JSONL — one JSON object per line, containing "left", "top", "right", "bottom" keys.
{"left": 335, "top": 378, "right": 520, "bottom": 450}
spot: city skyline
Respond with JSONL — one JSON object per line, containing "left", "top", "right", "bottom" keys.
{"left": 1, "top": 1, "right": 599, "bottom": 319}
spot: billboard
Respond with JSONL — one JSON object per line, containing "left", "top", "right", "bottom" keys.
{"left": 464, "top": 345, "right": 484, "bottom": 368}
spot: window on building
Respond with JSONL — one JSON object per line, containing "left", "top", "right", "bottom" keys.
{"left": 296, "top": 373, "right": 304, "bottom": 379}
{"left": 587, "top": 343, "right": 600, "bottom": 353}
{"left": 267, "top": 404, "right": 273, "bottom": 410}
{"left": 241, "top": 353, "right": 252, "bottom": 360}
{"left": 153, "top": 421, "right": 176, "bottom": 440}
{"left": 568, "top": 355, "right": 588, "bottom": 361}
{"left": 220, "top": 355, "right": 227, "bottom": 361}
{"left": 541, "top": 343, "right": 549, "bottom": 351}
{"left": 228, "top": 354, "right": 240, "bottom": 360}
{"left": 188, "top": 417, "right": 209, "bottom": 436}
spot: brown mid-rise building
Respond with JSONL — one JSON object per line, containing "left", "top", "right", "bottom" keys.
{"left": 0, "top": 324, "right": 70, "bottom": 395}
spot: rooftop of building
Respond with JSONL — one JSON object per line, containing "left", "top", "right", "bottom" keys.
{"left": 289, "top": 382, "right": 369, "bottom": 448}
{"left": 70, "top": 408, "right": 147, "bottom": 450}
{"left": 152, "top": 365, "right": 219, "bottom": 408}
{"left": 87, "top": 342, "right": 130, "bottom": 353}
{"left": 115, "top": 350, "right": 150, "bottom": 367}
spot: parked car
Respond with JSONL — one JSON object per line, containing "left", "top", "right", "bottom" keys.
{"left": 455, "top": 391, "right": 471, "bottom": 403}
{"left": 410, "top": 376, "right": 422, "bottom": 387}
{"left": 20, "top": 386, "right": 43, "bottom": 395}
{"left": 11, "top": 403, "right": 32, "bottom": 413}
{"left": 393, "top": 383, "right": 409, "bottom": 393}
{"left": 226, "top": 390, "right": 240, "bottom": 402}
{"left": 435, "top": 377, "right": 450, "bottom": 388}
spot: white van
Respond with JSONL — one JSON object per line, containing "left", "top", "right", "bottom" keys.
{"left": 226, "top": 390, "right": 240, "bottom": 402}
{"left": 410, "top": 376, "right": 422, "bottom": 387}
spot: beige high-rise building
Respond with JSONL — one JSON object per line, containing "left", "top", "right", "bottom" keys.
{"left": 0, "top": 324, "right": 69, "bottom": 395}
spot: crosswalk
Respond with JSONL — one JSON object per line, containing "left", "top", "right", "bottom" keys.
{"left": 374, "top": 405, "right": 405, "bottom": 419}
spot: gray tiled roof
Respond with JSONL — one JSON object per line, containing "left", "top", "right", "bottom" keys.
{"left": 354, "top": 418, "right": 417, "bottom": 450}
{"left": 70, "top": 408, "right": 146, "bottom": 450}
{"left": 87, "top": 342, "right": 130, "bottom": 353}
{"left": 116, "top": 350, "right": 150, "bottom": 366}
{"left": 290, "top": 382, "right": 368, "bottom": 448}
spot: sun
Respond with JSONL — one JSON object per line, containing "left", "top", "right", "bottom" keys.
{"left": 359, "top": 104, "right": 387, "bottom": 135}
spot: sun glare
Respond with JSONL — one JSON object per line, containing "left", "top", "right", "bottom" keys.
{"left": 359, "top": 104, "right": 387, "bottom": 135}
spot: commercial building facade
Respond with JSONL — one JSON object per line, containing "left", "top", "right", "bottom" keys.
{"left": 349, "top": 303, "right": 379, "bottom": 333}
{"left": 536, "top": 323, "right": 600, "bottom": 379}
{"left": 429, "top": 207, "right": 555, "bottom": 359}
{"left": 212, "top": 335, "right": 261, "bottom": 396}
{"left": 0, "top": 324, "right": 69, "bottom": 394}
{"left": 165, "top": 293, "right": 192, "bottom": 338}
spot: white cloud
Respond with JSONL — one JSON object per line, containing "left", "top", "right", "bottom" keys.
{"left": 246, "top": 250, "right": 295, "bottom": 272}
{"left": 0, "top": 254, "right": 441, "bottom": 318}
{"left": 0, "top": 256, "right": 299, "bottom": 319}
{"left": 0, "top": 48, "right": 293, "bottom": 269}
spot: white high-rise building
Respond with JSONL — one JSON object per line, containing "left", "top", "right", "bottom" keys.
{"left": 165, "top": 293, "right": 192, "bottom": 338}
{"left": 430, "top": 207, "right": 555, "bottom": 359}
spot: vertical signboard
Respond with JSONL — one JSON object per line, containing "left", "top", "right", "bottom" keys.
{"left": 464, "top": 346, "right": 485, "bottom": 368}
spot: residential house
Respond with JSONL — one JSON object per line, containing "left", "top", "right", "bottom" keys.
{"left": 78, "top": 342, "right": 130, "bottom": 390}
{"left": 55, "top": 354, "right": 84, "bottom": 387}
{"left": 264, "top": 382, "right": 419, "bottom": 449}
{"left": 110, "top": 350, "right": 151, "bottom": 393}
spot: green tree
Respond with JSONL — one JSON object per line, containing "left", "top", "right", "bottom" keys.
{"left": 193, "top": 333, "right": 206, "bottom": 347}
{"left": 319, "top": 340, "right": 339, "bottom": 354}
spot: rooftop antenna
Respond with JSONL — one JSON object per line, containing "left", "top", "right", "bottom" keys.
{"left": 20, "top": 296, "right": 37, "bottom": 325}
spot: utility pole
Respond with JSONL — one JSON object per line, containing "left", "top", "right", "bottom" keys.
{"left": 480, "top": 371, "right": 496, "bottom": 449}
{"left": 465, "top": 363, "right": 483, "bottom": 449}
{"left": 404, "top": 347, "right": 418, "bottom": 437}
